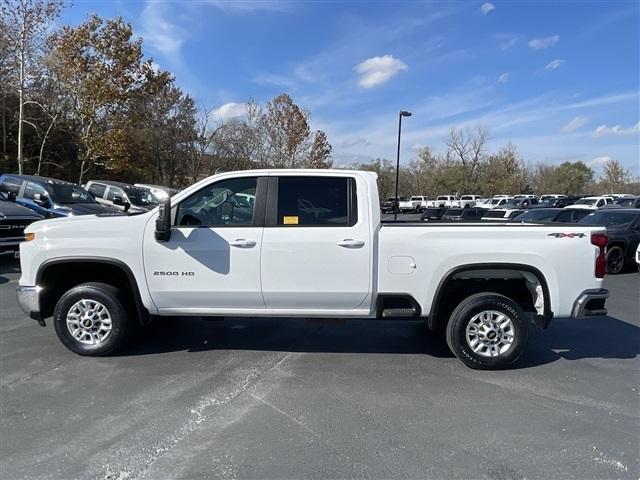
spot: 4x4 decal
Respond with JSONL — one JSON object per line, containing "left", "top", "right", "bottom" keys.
{"left": 547, "top": 232, "right": 586, "bottom": 238}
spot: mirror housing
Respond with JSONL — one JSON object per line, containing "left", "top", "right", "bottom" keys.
{"left": 33, "top": 193, "right": 51, "bottom": 208}
{"left": 113, "top": 195, "right": 131, "bottom": 212}
{"left": 155, "top": 196, "right": 172, "bottom": 242}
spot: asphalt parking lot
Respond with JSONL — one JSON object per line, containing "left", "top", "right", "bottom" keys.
{"left": 1, "top": 257, "right": 638, "bottom": 480}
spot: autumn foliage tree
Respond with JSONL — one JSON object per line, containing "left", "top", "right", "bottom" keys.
{"left": 47, "top": 15, "right": 170, "bottom": 183}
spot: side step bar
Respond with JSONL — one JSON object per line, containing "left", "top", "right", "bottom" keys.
{"left": 381, "top": 308, "right": 418, "bottom": 318}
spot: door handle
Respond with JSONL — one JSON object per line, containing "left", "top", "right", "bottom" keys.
{"left": 229, "top": 239, "right": 256, "bottom": 248}
{"left": 336, "top": 239, "right": 365, "bottom": 248}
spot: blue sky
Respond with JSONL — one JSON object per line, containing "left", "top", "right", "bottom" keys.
{"left": 64, "top": 1, "right": 639, "bottom": 175}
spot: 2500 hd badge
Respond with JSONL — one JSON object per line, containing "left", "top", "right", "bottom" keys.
{"left": 153, "top": 271, "right": 195, "bottom": 276}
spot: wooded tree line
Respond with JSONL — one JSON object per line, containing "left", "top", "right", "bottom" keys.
{"left": 356, "top": 127, "right": 639, "bottom": 199}
{"left": 0, "top": 0, "right": 331, "bottom": 187}
{"left": 1, "top": 0, "right": 637, "bottom": 195}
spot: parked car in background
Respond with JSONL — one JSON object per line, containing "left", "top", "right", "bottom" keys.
{"left": 457, "top": 195, "right": 484, "bottom": 208}
{"left": 579, "top": 209, "right": 640, "bottom": 274}
{"left": 440, "top": 208, "right": 486, "bottom": 222}
{"left": 481, "top": 208, "right": 525, "bottom": 221}
{"left": 636, "top": 244, "right": 640, "bottom": 272}
{"left": 569, "top": 196, "right": 614, "bottom": 210}
{"left": 511, "top": 208, "right": 592, "bottom": 224}
{"left": 510, "top": 208, "right": 563, "bottom": 223}
{"left": 479, "top": 196, "right": 512, "bottom": 210}
{"left": 409, "top": 196, "right": 429, "bottom": 212}
{"left": 134, "top": 183, "right": 180, "bottom": 200}
{"left": 380, "top": 197, "right": 399, "bottom": 214}
{"left": 398, "top": 196, "right": 422, "bottom": 213}
{"left": 420, "top": 207, "right": 447, "bottom": 222}
{"left": 0, "top": 174, "right": 121, "bottom": 218}
{"left": 603, "top": 196, "right": 640, "bottom": 209}
{"left": 537, "top": 196, "right": 576, "bottom": 208}
{"left": 428, "top": 195, "right": 458, "bottom": 208}
{"left": 475, "top": 198, "right": 493, "bottom": 208}
{"left": 85, "top": 180, "right": 159, "bottom": 214}
{"left": 0, "top": 193, "right": 43, "bottom": 257}
{"left": 552, "top": 208, "right": 592, "bottom": 224}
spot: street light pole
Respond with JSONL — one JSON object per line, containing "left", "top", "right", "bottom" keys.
{"left": 394, "top": 110, "right": 412, "bottom": 221}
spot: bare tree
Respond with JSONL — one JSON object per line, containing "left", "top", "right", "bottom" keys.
{"left": 1, "top": 0, "right": 62, "bottom": 174}
{"left": 445, "top": 126, "right": 488, "bottom": 194}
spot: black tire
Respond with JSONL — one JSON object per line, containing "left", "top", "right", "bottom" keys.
{"left": 53, "top": 282, "right": 132, "bottom": 356}
{"left": 605, "top": 246, "right": 625, "bottom": 275}
{"left": 446, "top": 293, "right": 529, "bottom": 370}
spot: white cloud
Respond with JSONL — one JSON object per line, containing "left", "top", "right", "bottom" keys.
{"left": 497, "top": 73, "right": 509, "bottom": 83}
{"left": 480, "top": 2, "right": 495, "bottom": 14}
{"left": 494, "top": 33, "right": 518, "bottom": 50}
{"left": 528, "top": 35, "right": 560, "bottom": 50}
{"left": 210, "top": 102, "right": 247, "bottom": 122}
{"left": 588, "top": 156, "right": 613, "bottom": 168}
{"left": 561, "top": 116, "right": 587, "bottom": 133}
{"left": 594, "top": 122, "right": 640, "bottom": 137}
{"left": 252, "top": 73, "right": 296, "bottom": 88}
{"left": 544, "top": 59, "right": 565, "bottom": 70}
{"left": 140, "top": 3, "right": 186, "bottom": 58}
{"left": 207, "top": 0, "right": 289, "bottom": 13}
{"left": 354, "top": 54, "right": 408, "bottom": 89}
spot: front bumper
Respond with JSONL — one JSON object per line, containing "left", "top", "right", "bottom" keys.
{"left": 571, "top": 288, "right": 609, "bottom": 318}
{"left": 17, "top": 285, "right": 44, "bottom": 325}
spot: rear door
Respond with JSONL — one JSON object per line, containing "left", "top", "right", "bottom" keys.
{"left": 260, "top": 174, "right": 372, "bottom": 311}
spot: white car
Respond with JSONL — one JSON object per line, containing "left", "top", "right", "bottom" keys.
{"left": 17, "top": 169, "right": 609, "bottom": 370}
{"left": 457, "top": 195, "right": 485, "bottom": 208}
{"left": 540, "top": 194, "right": 567, "bottom": 201}
{"left": 397, "top": 197, "right": 415, "bottom": 213}
{"left": 481, "top": 197, "right": 512, "bottom": 210}
{"left": 428, "top": 195, "right": 458, "bottom": 208}
{"left": 636, "top": 244, "right": 640, "bottom": 273}
{"left": 400, "top": 196, "right": 428, "bottom": 213}
{"left": 567, "top": 196, "right": 614, "bottom": 210}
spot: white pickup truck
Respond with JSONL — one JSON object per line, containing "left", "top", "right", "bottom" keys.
{"left": 17, "top": 170, "right": 610, "bottom": 369}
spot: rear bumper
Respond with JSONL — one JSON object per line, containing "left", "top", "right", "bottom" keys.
{"left": 17, "top": 285, "right": 44, "bottom": 324}
{"left": 571, "top": 288, "right": 609, "bottom": 318}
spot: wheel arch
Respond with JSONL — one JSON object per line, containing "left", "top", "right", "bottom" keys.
{"left": 36, "top": 257, "right": 149, "bottom": 325}
{"left": 427, "top": 263, "right": 553, "bottom": 331}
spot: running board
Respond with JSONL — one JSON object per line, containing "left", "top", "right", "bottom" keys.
{"left": 381, "top": 308, "right": 418, "bottom": 318}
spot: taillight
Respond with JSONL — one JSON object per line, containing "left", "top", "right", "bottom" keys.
{"left": 591, "top": 233, "right": 607, "bottom": 278}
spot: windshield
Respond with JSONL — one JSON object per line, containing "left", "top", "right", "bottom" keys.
{"left": 437, "top": 196, "right": 448, "bottom": 200}
{"left": 124, "top": 187, "right": 158, "bottom": 207}
{"left": 490, "top": 199, "right": 503, "bottom": 205}
{"left": 460, "top": 196, "right": 472, "bottom": 200}
{"left": 44, "top": 183, "right": 95, "bottom": 204}
{"left": 579, "top": 211, "right": 639, "bottom": 228}
{"left": 410, "top": 197, "right": 422, "bottom": 201}
{"left": 574, "top": 198, "right": 597, "bottom": 206}
{"left": 503, "top": 199, "right": 523, "bottom": 207}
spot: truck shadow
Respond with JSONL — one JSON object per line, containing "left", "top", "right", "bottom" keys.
{"left": 120, "top": 314, "right": 639, "bottom": 367}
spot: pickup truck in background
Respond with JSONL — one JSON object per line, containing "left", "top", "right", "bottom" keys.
{"left": 18, "top": 169, "right": 609, "bottom": 369}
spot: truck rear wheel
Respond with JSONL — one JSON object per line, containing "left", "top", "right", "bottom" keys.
{"left": 53, "top": 282, "right": 131, "bottom": 356}
{"left": 446, "top": 293, "right": 528, "bottom": 370}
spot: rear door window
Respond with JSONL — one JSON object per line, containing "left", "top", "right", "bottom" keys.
{"left": 0, "top": 177, "right": 23, "bottom": 196}
{"left": 88, "top": 183, "right": 107, "bottom": 198}
{"left": 275, "top": 177, "right": 356, "bottom": 226}
{"left": 106, "top": 186, "right": 125, "bottom": 201}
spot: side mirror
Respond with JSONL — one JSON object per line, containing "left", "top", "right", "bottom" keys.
{"left": 155, "top": 196, "right": 172, "bottom": 242}
{"left": 112, "top": 196, "right": 124, "bottom": 206}
{"left": 33, "top": 193, "right": 50, "bottom": 207}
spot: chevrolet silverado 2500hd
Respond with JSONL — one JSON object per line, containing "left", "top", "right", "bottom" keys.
{"left": 17, "top": 170, "right": 610, "bottom": 369}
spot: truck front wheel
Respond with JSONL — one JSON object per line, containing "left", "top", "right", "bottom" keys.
{"left": 53, "top": 282, "right": 132, "bottom": 356}
{"left": 446, "top": 293, "right": 529, "bottom": 370}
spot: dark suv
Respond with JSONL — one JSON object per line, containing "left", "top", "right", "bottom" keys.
{"left": 0, "top": 193, "right": 43, "bottom": 257}
{"left": 579, "top": 209, "right": 640, "bottom": 274}
{"left": 0, "top": 174, "right": 121, "bottom": 218}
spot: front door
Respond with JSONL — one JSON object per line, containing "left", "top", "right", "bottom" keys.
{"left": 143, "top": 175, "right": 265, "bottom": 313}
{"left": 260, "top": 175, "right": 372, "bottom": 311}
